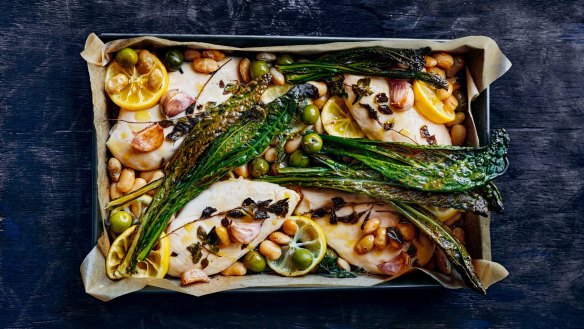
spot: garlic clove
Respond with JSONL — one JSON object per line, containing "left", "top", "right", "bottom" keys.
{"left": 228, "top": 220, "right": 262, "bottom": 244}
{"left": 160, "top": 89, "right": 195, "bottom": 118}
{"left": 388, "top": 79, "right": 414, "bottom": 112}
{"left": 131, "top": 124, "right": 165, "bottom": 152}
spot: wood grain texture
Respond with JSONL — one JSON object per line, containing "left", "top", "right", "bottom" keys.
{"left": 0, "top": 0, "right": 582, "bottom": 328}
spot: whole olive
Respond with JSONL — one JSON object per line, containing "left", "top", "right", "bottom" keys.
{"left": 292, "top": 248, "right": 314, "bottom": 270}
{"left": 243, "top": 250, "right": 266, "bottom": 273}
{"left": 250, "top": 157, "right": 270, "bottom": 178}
{"left": 301, "top": 104, "right": 320, "bottom": 125}
{"left": 162, "top": 48, "right": 184, "bottom": 72}
{"left": 250, "top": 60, "right": 270, "bottom": 80}
{"left": 277, "top": 54, "right": 294, "bottom": 65}
{"left": 301, "top": 133, "right": 323, "bottom": 154}
{"left": 109, "top": 211, "right": 132, "bottom": 234}
{"left": 288, "top": 150, "right": 310, "bottom": 168}
{"left": 115, "top": 48, "right": 138, "bottom": 68}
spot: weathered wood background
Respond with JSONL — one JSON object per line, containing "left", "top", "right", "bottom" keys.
{"left": 0, "top": 0, "right": 582, "bottom": 328}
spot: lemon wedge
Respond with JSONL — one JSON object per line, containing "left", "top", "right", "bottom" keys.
{"left": 413, "top": 80, "right": 455, "bottom": 124}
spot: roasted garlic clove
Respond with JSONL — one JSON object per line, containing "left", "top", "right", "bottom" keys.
{"left": 131, "top": 124, "right": 165, "bottom": 152}
{"left": 388, "top": 79, "right": 414, "bottom": 112}
{"left": 228, "top": 220, "right": 262, "bottom": 244}
{"left": 160, "top": 89, "right": 195, "bottom": 118}
{"left": 181, "top": 267, "right": 210, "bottom": 285}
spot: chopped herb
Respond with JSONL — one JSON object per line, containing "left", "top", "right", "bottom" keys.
{"left": 316, "top": 248, "right": 357, "bottom": 278}
{"left": 223, "top": 81, "right": 240, "bottom": 95}
{"left": 325, "top": 75, "right": 348, "bottom": 99}
{"left": 311, "top": 208, "right": 328, "bottom": 219}
{"left": 201, "top": 206, "right": 217, "bottom": 219}
{"left": 256, "top": 199, "right": 272, "bottom": 208}
{"left": 420, "top": 125, "right": 431, "bottom": 138}
{"left": 254, "top": 209, "right": 269, "bottom": 220}
{"left": 218, "top": 80, "right": 225, "bottom": 88}
{"left": 407, "top": 243, "right": 417, "bottom": 257}
{"left": 382, "top": 122, "right": 395, "bottom": 131}
{"left": 242, "top": 198, "right": 256, "bottom": 207}
{"left": 331, "top": 197, "right": 346, "bottom": 208}
{"left": 427, "top": 135, "right": 437, "bottom": 145}
{"left": 329, "top": 207, "right": 338, "bottom": 225}
{"left": 227, "top": 209, "right": 247, "bottom": 218}
{"left": 201, "top": 257, "right": 209, "bottom": 269}
{"left": 159, "top": 119, "right": 174, "bottom": 128}
{"left": 267, "top": 198, "right": 289, "bottom": 216}
{"left": 336, "top": 212, "right": 358, "bottom": 224}
{"left": 221, "top": 217, "right": 231, "bottom": 227}
{"left": 205, "top": 226, "right": 220, "bottom": 248}
{"left": 187, "top": 242, "right": 203, "bottom": 264}
{"left": 351, "top": 77, "right": 373, "bottom": 104}
{"left": 197, "top": 226, "right": 207, "bottom": 241}
{"left": 171, "top": 251, "right": 178, "bottom": 257}
{"left": 386, "top": 227, "right": 403, "bottom": 245}
{"left": 360, "top": 103, "right": 378, "bottom": 120}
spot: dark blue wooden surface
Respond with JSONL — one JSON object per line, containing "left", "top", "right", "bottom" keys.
{"left": 1, "top": 1, "right": 583, "bottom": 328}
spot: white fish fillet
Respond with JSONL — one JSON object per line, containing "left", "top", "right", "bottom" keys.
{"left": 166, "top": 179, "right": 300, "bottom": 277}
{"left": 343, "top": 74, "right": 452, "bottom": 146}
{"left": 296, "top": 188, "right": 434, "bottom": 275}
{"left": 106, "top": 58, "right": 242, "bottom": 171}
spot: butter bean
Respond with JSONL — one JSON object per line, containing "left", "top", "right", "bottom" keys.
{"left": 233, "top": 164, "right": 249, "bottom": 178}
{"left": 269, "top": 231, "right": 291, "bottom": 245}
{"left": 259, "top": 240, "right": 282, "bottom": 260}
{"left": 307, "top": 81, "right": 327, "bottom": 97}
{"left": 107, "top": 158, "right": 122, "bottom": 182}
{"left": 239, "top": 58, "right": 251, "bottom": 82}
{"left": 397, "top": 222, "right": 417, "bottom": 241}
{"left": 117, "top": 168, "right": 135, "bottom": 193}
{"left": 282, "top": 219, "right": 298, "bottom": 236}
{"left": 337, "top": 257, "right": 351, "bottom": 272}
{"left": 445, "top": 112, "right": 466, "bottom": 128}
{"left": 110, "top": 182, "right": 122, "bottom": 200}
{"left": 424, "top": 55, "right": 437, "bottom": 68}
{"left": 433, "top": 52, "right": 454, "bottom": 70}
{"left": 362, "top": 217, "right": 380, "bottom": 235}
{"left": 437, "top": 81, "right": 454, "bottom": 101}
{"left": 270, "top": 67, "right": 285, "bottom": 86}
{"left": 183, "top": 49, "right": 201, "bottom": 61}
{"left": 264, "top": 148, "right": 278, "bottom": 162}
{"left": 284, "top": 135, "right": 302, "bottom": 154}
{"left": 355, "top": 234, "right": 375, "bottom": 254}
{"left": 221, "top": 261, "right": 247, "bottom": 276}
{"left": 450, "top": 124, "right": 467, "bottom": 146}
{"left": 129, "top": 178, "right": 147, "bottom": 193}
{"left": 374, "top": 227, "right": 387, "bottom": 250}
{"left": 216, "top": 226, "right": 231, "bottom": 248}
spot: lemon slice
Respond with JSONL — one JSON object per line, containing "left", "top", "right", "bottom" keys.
{"left": 321, "top": 96, "right": 365, "bottom": 138}
{"left": 105, "top": 55, "right": 169, "bottom": 111}
{"left": 260, "top": 84, "right": 291, "bottom": 104}
{"left": 106, "top": 225, "right": 170, "bottom": 280}
{"left": 266, "top": 216, "right": 327, "bottom": 277}
{"left": 423, "top": 206, "right": 461, "bottom": 222}
{"left": 413, "top": 80, "right": 455, "bottom": 124}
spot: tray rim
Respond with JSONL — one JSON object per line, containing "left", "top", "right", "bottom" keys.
{"left": 92, "top": 33, "right": 490, "bottom": 294}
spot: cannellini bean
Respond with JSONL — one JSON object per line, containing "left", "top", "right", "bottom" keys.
{"left": 374, "top": 227, "right": 387, "bottom": 250}
{"left": 269, "top": 231, "right": 291, "bottom": 245}
{"left": 105, "top": 74, "right": 128, "bottom": 95}
{"left": 110, "top": 182, "right": 122, "bottom": 200}
{"left": 282, "top": 219, "right": 298, "bottom": 236}
{"left": 446, "top": 56, "right": 465, "bottom": 78}
{"left": 193, "top": 58, "right": 219, "bottom": 74}
{"left": 362, "top": 217, "right": 380, "bottom": 235}
{"left": 107, "top": 158, "right": 122, "bottom": 182}
{"left": 148, "top": 170, "right": 165, "bottom": 183}
{"left": 183, "top": 49, "right": 201, "bottom": 61}
{"left": 259, "top": 240, "right": 282, "bottom": 260}
{"left": 201, "top": 50, "right": 225, "bottom": 61}
{"left": 264, "top": 148, "right": 278, "bottom": 162}
{"left": 256, "top": 52, "right": 277, "bottom": 62}
{"left": 221, "top": 262, "right": 247, "bottom": 276}
{"left": 314, "top": 116, "right": 324, "bottom": 134}
{"left": 337, "top": 257, "right": 351, "bottom": 272}
{"left": 233, "top": 164, "right": 249, "bottom": 178}
{"left": 136, "top": 50, "right": 155, "bottom": 74}
{"left": 427, "top": 67, "right": 446, "bottom": 79}
{"left": 445, "top": 112, "right": 466, "bottom": 128}
{"left": 147, "top": 68, "right": 164, "bottom": 91}
{"left": 139, "top": 169, "right": 159, "bottom": 182}
{"left": 312, "top": 94, "right": 329, "bottom": 109}
{"left": 355, "top": 234, "right": 375, "bottom": 254}
{"left": 285, "top": 135, "right": 302, "bottom": 154}
{"left": 117, "top": 168, "right": 135, "bottom": 193}
{"left": 437, "top": 81, "right": 454, "bottom": 101}
{"left": 270, "top": 67, "right": 286, "bottom": 85}
{"left": 130, "top": 199, "right": 142, "bottom": 218}
{"left": 450, "top": 124, "right": 467, "bottom": 146}
{"left": 129, "top": 178, "right": 147, "bottom": 193}
{"left": 239, "top": 58, "right": 251, "bottom": 82}
{"left": 216, "top": 226, "right": 231, "bottom": 248}
{"left": 433, "top": 53, "right": 454, "bottom": 70}
{"left": 443, "top": 95, "right": 459, "bottom": 114}
{"left": 424, "top": 55, "right": 437, "bottom": 68}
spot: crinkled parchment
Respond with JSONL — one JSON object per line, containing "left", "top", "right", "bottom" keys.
{"left": 81, "top": 33, "right": 511, "bottom": 301}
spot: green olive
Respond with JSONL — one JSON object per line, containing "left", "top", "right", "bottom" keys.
{"left": 115, "top": 48, "right": 138, "bottom": 68}
{"left": 288, "top": 150, "right": 310, "bottom": 168}
{"left": 292, "top": 248, "right": 314, "bottom": 270}
{"left": 301, "top": 104, "right": 320, "bottom": 125}
{"left": 277, "top": 54, "right": 294, "bottom": 66}
{"left": 243, "top": 250, "right": 266, "bottom": 273}
{"left": 251, "top": 60, "right": 270, "bottom": 79}
{"left": 250, "top": 157, "right": 270, "bottom": 178}
{"left": 301, "top": 133, "right": 323, "bottom": 154}
{"left": 109, "top": 211, "right": 133, "bottom": 234}
{"left": 162, "top": 48, "right": 184, "bottom": 72}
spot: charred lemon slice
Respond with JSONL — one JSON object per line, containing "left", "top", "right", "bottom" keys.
{"left": 321, "top": 96, "right": 365, "bottom": 138}
{"left": 106, "top": 225, "right": 170, "bottom": 280}
{"left": 105, "top": 50, "right": 169, "bottom": 111}
{"left": 266, "top": 216, "right": 326, "bottom": 277}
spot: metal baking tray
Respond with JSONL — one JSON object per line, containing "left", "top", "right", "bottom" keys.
{"left": 92, "top": 34, "right": 490, "bottom": 293}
